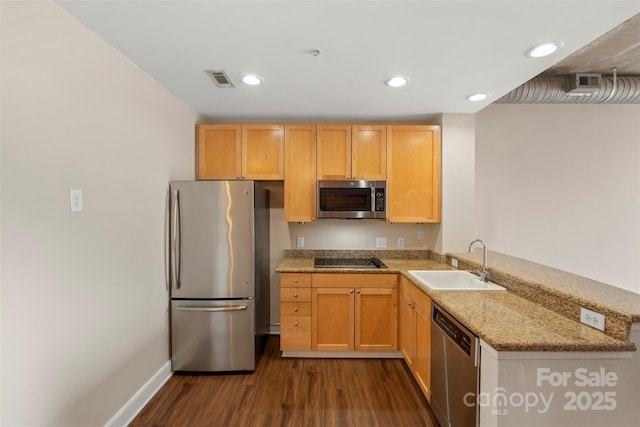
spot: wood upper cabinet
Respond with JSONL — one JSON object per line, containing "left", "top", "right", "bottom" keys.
{"left": 284, "top": 125, "right": 317, "bottom": 222}
{"left": 242, "top": 125, "right": 285, "bottom": 179}
{"left": 400, "top": 276, "right": 432, "bottom": 402}
{"left": 196, "top": 124, "right": 241, "bottom": 180}
{"left": 317, "top": 125, "right": 386, "bottom": 180}
{"left": 280, "top": 273, "right": 312, "bottom": 351}
{"left": 196, "top": 124, "right": 284, "bottom": 180}
{"left": 312, "top": 273, "right": 397, "bottom": 352}
{"left": 352, "top": 125, "right": 387, "bottom": 180}
{"left": 387, "top": 125, "right": 441, "bottom": 222}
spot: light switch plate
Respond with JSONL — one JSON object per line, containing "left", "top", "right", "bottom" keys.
{"left": 417, "top": 230, "right": 424, "bottom": 240}
{"left": 397, "top": 238, "right": 405, "bottom": 248}
{"left": 296, "top": 236, "right": 304, "bottom": 248}
{"left": 580, "top": 307, "right": 605, "bottom": 331}
{"left": 70, "top": 189, "right": 83, "bottom": 212}
{"left": 375, "top": 237, "right": 387, "bottom": 248}
{"left": 451, "top": 258, "right": 458, "bottom": 268}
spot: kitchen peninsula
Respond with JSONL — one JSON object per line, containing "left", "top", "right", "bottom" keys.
{"left": 276, "top": 249, "right": 640, "bottom": 427}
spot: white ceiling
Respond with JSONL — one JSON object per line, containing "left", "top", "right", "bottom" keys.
{"left": 56, "top": 1, "right": 640, "bottom": 122}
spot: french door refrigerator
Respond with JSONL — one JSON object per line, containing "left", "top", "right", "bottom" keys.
{"left": 169, "top": 180, "right": 269, "bottom": 372}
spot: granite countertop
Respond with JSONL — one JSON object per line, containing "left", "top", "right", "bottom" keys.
{"left": 276, "top": 250, "right": 637, "bottom": 352}
{"left": 276, "top": 256, "right": 450, "bottom": 274}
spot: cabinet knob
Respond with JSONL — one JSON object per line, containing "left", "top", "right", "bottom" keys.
{"left": 350, "top": 289, "right": 354, "bottom": 294}
{"left": 357, "top": 290, "right": 361, "bottom": 294}
{"left": 293, "top": 293, "right": 298, "bottom": 298}
{"left": 294, "top": 307, "right": 299, "bottom": 312}
{"left": 294, "top": 279, "right": 298, "bottom": 283}
{"left": 294, "top": 322, "right": 299, "bottom": 327}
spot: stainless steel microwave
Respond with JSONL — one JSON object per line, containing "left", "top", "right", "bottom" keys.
{"left": 317, "top": 180, "right": 386, "bottom": 219}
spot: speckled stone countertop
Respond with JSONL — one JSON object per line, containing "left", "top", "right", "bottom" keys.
{"left": 276, "top": 249, "right": 636, "bottom": 352}
{"left": 448, "top": 250, "right": 640, "bottom": 342}
{"left": 276, "top": 249, "right": 448, "bottom": 273}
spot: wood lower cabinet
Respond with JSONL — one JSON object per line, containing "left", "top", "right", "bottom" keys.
{"left": 399, "top": 290, "right": 416, "bottom": 368}
{"left": 400, "top": 276, "right": 432, "bottom": 401}
{"left": 312, "top": 273, "right": 397, "bottom": 352}
{"left": 196, "top": 124, "right": 284, "bottom": 180}
{"left": 312, "top": 287, "right": 354, "bottom": 351}
{"left": 387, "top": 125, "right": 441, "bottom": 222}
{"left": 280, "top": 273, "right": 312, "bottom": 351}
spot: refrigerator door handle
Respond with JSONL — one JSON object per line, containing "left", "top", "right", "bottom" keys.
{"left": 175, "top": 305, "right": 248, "bottom": 312}
{"left": 171, "top": 189, "right": 182, "bottom": 289}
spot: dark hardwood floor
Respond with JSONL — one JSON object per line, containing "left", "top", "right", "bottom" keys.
{"left": 130, "top": 336, "right": 438, "bottom": 427}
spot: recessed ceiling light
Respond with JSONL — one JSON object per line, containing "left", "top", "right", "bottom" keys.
{"left": 525, "top": 41, "right": 564, "bottom": 58}
{"left": 241, "top": 74, "right": 263, "bottom": 86}
{"left": 467, "top": 93, "right": 490, "bottom": 102}
{"left": 385, "top": 76, "right": 410, "bottom": 87}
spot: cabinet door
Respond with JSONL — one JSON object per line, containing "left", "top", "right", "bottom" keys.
{"left": 399, "top": 290, "right": 415, "bottom": 367}
{"left": 284, "top": 125, "right": 317, "bottom": 222}
{"left": 387, "top": 125, "right": 441, "bottom": 222}
{"left": 414, "top": 301, "right": 432, "bottom": 402}
{"left": 196, "top": 124, "right": 242, "bottom": 180}
{"left": 242, "top": 124, "right": 284, "bottom": 180}
{"left": 317, "top": 125, "right": 351, "bottom": 179}
{"left": 355, "top": 287, "right": 397, "bottom": 352}
{"left": 312, "top": 287, "right": 354, "bottom": 351}
{"left": 352, "top": 125, "right": 386, "bottom": 180}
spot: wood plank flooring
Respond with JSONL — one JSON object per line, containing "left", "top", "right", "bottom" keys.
{"left": 130, "top": 336, "right": 438, "bottom": 427}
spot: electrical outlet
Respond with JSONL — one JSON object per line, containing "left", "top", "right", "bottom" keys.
{"left": 397, "top": 238, "right": 405, "bottom": 248}
{"left": 417, "top": 230, "right": 424, "bottom": 240}
{"left": 296, "top": 236, "right": 304, "bottom": 248}
{"left": 580, "top": 307, "right": 605, "bottom": 331}
{"left": 70, "top": 189, "right": 83, "bottom": 212}
{"left": 375, "top": 237, "right": 387, "bottom": 248}
{"left": 451, "top": 258, "right": 458, "bottom": 268}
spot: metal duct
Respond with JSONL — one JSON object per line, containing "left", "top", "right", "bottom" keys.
{"left": 495, "top": 75, "right": 640, "bottom": 104}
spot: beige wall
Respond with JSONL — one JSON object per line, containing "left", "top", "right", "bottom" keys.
{"left": 1, "top": 1, "right": 198, "bottom": 425}
{"left": 475, "top": 104, "right": 640, "bottom": 294}
{"left": 433, "top": 113, "right": 476, "bottom": 254}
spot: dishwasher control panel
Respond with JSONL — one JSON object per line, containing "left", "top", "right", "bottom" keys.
{"left": 432, "top": 306, "right": 472, "bottom": 357}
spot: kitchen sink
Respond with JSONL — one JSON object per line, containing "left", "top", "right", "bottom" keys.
{"left": 408, "top": 270, "right": 506, "bottom": 291}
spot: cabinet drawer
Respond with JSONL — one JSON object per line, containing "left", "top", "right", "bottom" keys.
{"left": 281, "top": 302, "right": 311, "bottom": 317}
{"left": 281, "top": 287, "right": 312, "bottom": 302}
{"left": 281, "top": 273, "right": 312, "bottom": 287}
{"left": 280, "top": 316, "right": 311, "bottom": 351}
{"left": 312, "top": 273, "right": 397, "bottom": 288}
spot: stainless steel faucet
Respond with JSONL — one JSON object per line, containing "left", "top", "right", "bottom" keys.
{"left": 468, "top": 239, "right": 489, "bottom": 281}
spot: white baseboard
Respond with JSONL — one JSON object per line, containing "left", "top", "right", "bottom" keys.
{"left": 105, "top": 361, "right": 172, "bottom": 427}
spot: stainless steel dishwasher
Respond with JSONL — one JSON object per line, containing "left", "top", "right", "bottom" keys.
{"left": 430, "top": 304, "right": 479, "bottom": 427}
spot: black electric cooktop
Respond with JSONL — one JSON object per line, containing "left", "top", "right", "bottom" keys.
{"left": 313, "top": 257, "right": 388, "bottom": 269}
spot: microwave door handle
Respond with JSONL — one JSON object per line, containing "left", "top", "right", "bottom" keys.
{"left": 371, "top": 186, "right": 376, "bottom": 212}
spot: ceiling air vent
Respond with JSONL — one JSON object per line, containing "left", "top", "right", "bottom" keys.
{"left": 207, "top": 70, "right": 235, "bottom": 88}
{"left": 566, "top": 73, "right": 601, "bottom": 95}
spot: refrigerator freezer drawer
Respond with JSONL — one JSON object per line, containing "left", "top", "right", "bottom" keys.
{"left": 171, "top": 299, "right": 255, "bottom": 372}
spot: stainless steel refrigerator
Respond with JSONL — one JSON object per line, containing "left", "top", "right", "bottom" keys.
{"left": 169, "top": 180, "right": 270, "bottom": 372}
